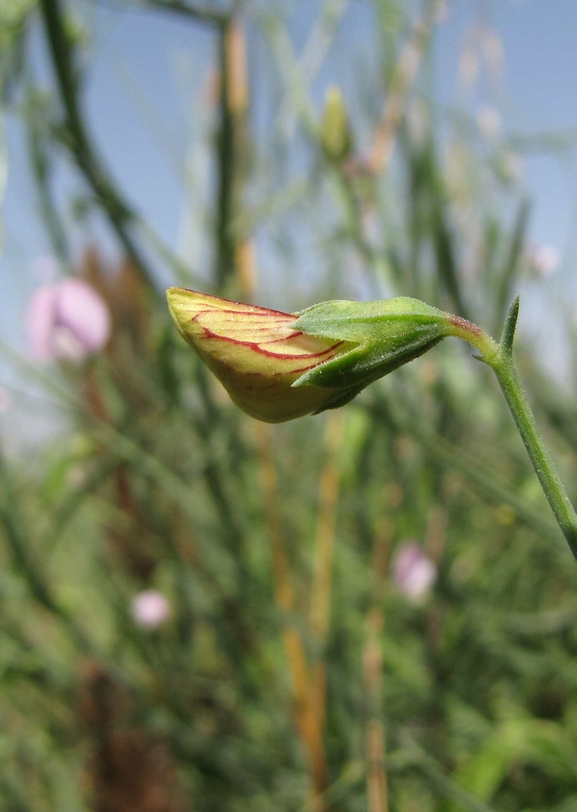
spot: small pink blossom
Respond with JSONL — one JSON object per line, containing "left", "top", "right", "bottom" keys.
{"left": 131, "top": 590, "right": 171, "bottom": 629}
{"left": 527, "top": 243, "right": 560, "bottom": 278}
{"left": 392, "top": 543, "right": 437, "bottom": 603}
{"left": 0, "top": 387, "right": 11, "bottom": 414}
{"left": 26, "top": 278, "right": 111, "bottom": 363}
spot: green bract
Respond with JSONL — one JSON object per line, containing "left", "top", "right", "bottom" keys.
{"left": 291, "top": 297, "right": 450, "bottom": 413}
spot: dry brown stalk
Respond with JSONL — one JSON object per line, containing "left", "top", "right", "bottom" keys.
{"left": 255, "top": 424, "right": 321, "bottom": 789}
{"left": 365, "top": 1, "right": 442, "bottom": 175}
{"left": 79, "top": 661, "right": 190, "bottom": 812}
{"left": 214, "top": 15, "right": 255, "bottom": 298}
{"left": 307, "top": 412, "right": 346, "bottom": 803}
{"left": 424, "top": 504, "right": 448, "bottom": 563}
{"left": 225, "top": 17, "right": 248, "bottom": 120}
{"left": 363, "top": 519, "right": 394, "bottom": 812}
{"left": 235, "top": 237, "right": 257, "bottom": 299}
{"left": 80, "top": 248, "right": 160, "bottom": 580}
{"left": 215, "top": 14, "right": 253, "bottom": 290}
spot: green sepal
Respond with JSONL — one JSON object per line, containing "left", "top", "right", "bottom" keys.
{"left": 291, "top": 297, "right": 449, "bottom": 391}
{"left": 312, "top": 384, "right": 367, "bottom": 415}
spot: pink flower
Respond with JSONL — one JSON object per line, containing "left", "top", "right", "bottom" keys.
{"left": 0, "top": 387, "right": 11, "bottom": 414}
{"left": 392, "top": 543, "right": 436, "bottom": 603}
{"left": 26, "top": 278, "right": 111, "bottom": 363}
{"left": 527, "top": 243, "right": 560, "bottom": 278}
{"left": 130, "top": 590, "right": 171, "bottom": 630}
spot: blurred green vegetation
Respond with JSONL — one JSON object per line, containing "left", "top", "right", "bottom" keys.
{"left": 2, "top": 1, "right": 577, "bottom": 810}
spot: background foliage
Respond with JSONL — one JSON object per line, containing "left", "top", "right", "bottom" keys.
{"left": 2, "top": 1, "right": 577, "bottom": 810}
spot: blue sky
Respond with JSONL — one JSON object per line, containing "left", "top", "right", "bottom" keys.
{"left": 440, "top": 0, "right": 577, "bottom": 258}
{"left": 2, "top": 0, "right": 577, "bottom": 356}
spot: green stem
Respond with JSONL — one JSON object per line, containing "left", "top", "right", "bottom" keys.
{"left": 445, "top": 299, "right": 577, "bottom": 560}
{"left": 215, "top": 18, "right": 237, "bottom": 291}
{"left": 39, "top": 0, "right": 157, "bottom": 290}
{"left": 136, "top": 0, "right": 229, "bottom": 26}
{"left": 491, "top": 355, "right": 577, "bottom": 558}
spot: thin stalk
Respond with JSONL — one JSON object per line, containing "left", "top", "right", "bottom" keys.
{"left": 39, "top": 0, "right": 157, "bottom": 290}
{"left": 0, "top": 453, "right": 91, "bottom": 651}
{"left": 26, "top": 113, "right": 71, "bottom": 269}
{"left": 366, "top": 0, "right": 439, "bottom": 175}
{"left": 446, "top": 298, "right": 577, "bottom": 560}
{"left": 215, "top": 18, "right": 236, "bottom": 289}
{"left": 255, "top": 424, "right": 315, "bottom": 772}
{"left": 214, "top": 16, "right": 250, "bottom": 292}
{"left": 492, "top": 355, "right": 577, "bottom": 557}
{"left": 363, "top": 517, "right": 393, "bottom": 812}
{"left": 308, "top": 412, "right": 345, "bottom": 803}
{"left": 400, "top": 734, "right": 501, "bottom": 812}
{"left": 227, "top": 18, "right": 254, "bottom": 298}
{"left": 134, "top": 0, "right": 229, "bottom": 26}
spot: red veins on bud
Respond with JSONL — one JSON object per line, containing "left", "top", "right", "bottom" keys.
{"left": 167, "top": 288, "right": 355, "bottom": 422}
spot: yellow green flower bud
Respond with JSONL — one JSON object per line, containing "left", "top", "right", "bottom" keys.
{"left": 166, "top": 288, "right": 358, "bottom": 422}
{"left": 320, "top": 85, "right": 353, "bottom": 162}
{"left": 167, "top": 288, "right": 452, "bottom": 423}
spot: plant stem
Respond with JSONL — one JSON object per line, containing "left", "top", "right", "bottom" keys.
{"left": 39, "top": 0, "right": 157, "bottom": 290}
{"left": 445, "top": 300, "right": 577, "bottom": 560}
{"left": 135, "top": 0, "right": 229, "bottom": 26}
{"left": 491, "top": 355, "right": 577, "bottom": 559}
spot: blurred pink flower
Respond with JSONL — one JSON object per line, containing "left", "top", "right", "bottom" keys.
{"left": 527, "top": 243, "right": 560, "bottom": 278}
{"left": 392, "top": 543, "right": 437, "bottom": 603}
{"left": 26, "top": 278, "right": 111, "bottom": 363}
{"left": 131, "top": 590, "right": 171, "bottom": 629}
{"left": 0, "top": 387, "right": 11, "bottom": 414}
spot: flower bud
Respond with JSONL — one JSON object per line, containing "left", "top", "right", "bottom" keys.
{"left": 320, "top": 85, "right": 353, "bottom": 162}
{"left": 167, "top": 288, "right": 452, "bottom": 423}
{"left": 167, "top": 288, "right": 358, "bottom": 422}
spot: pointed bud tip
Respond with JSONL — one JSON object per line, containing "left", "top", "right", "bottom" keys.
{"left": 165, "top": 287, "right": 191, "bottom": 340}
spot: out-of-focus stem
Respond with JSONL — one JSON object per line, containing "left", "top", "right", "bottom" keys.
{"left": 310, "top": 413, "right": 345, "bottom": 642}
{"left": 369, "top": 397, "right": 563, "bottom": 545}
{"left": 135, "top": 0, "right": 228, "bottom": 26}
{"left": 215, "top": 16, "right": 250, "bottom": 292}
{"left": 39, "top": 0, "right": 156, "bottom": 290}
{"left": 255, "top": 425, "right": 321, "bottom": 792}
{"left": 366, "top": 0, "right": 441, "bottom": 175}
{"left": 0, "top": 453, "right": 91, "bottom": 651}
{"left": 308, "top": 413, "right": 345, "bottom": 802}
{"left": 328, "top": 2, "right": 442, "bottom": 298}
{"left": 363, "top": 517, "right": 393, "bottom": 812}
{"left": 27, "top": 118, "right": 71, "bottom": 269}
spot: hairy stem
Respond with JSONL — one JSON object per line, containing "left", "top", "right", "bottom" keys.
{"left": 445, "top": 300, "right": 577, "bottom": 560}
{"left": 491, "top": 355, "right": 577, "bottom": 558}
